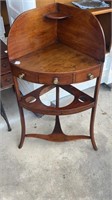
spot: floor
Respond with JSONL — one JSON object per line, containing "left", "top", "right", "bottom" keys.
{"left": 0, "top": 85, "right": 112, "bottom": 200}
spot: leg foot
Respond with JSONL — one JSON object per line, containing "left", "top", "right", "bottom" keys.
{"left": 91, "top": 138, "right": 98, "bottom": 151}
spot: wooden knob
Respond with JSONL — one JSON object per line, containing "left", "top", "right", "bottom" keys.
{"left": 19, "top": 73, "right": 25, "bottom": 79}
{"left": 88, "top": 73, "right": 94, "bottom": 80}
{"left": 53, "top": 77, "right": 59, "bottom": 84}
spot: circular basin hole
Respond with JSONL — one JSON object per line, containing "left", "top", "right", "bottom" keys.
{"left": 25, "top": 96, "right": 36, "bottom": 103}
{"left": 40, "top": 88, "right": 75, "bottom": 107}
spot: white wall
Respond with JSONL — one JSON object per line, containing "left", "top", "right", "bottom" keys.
{"left": 6, "top": 0, "right": 36, "bottom": 25}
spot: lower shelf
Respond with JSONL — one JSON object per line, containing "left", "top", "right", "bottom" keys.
{"left": 18, "top": 85, "right": 98, "bottom": 150}
{"left": 19, "top": 84, "right": 95, "bottom": 115}
{"left": 18, "top": 114, "right": 97, "bottom": 150}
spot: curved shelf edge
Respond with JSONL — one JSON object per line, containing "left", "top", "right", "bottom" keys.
{"left": 44, "top": 12, "right": 70, "bottom": 20}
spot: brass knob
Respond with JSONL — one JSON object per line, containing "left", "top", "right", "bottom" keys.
{"left": 53, "top": 77, "right": 59, "bottom": 85}
{"left": 88, "top": 73, "right": 94, "bottom": 80}
{"left": 19, "top": 73, "right": 25, "bottom": 79}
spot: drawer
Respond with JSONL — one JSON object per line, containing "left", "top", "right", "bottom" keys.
{"left": 11, "top": 66, "right": 39, "bottom": 83}
{"left": 1, "top": 73, "right": 13, "bottom": 89}
{"left": 38, "top": 73, "right": 73, "bottom": 85}
{"left": 75, "top": 67, "right": 101, "bottom": 83}
{"left": 1, "top": 59, "right": 11, "bottom": 75}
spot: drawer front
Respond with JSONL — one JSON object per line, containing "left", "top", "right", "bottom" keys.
{"left": 1, "top": 73, "right": 13, "bottom": 89}
{"left": 11, "top": 67, "right": 39, "bottom": 83}
{"left": 38, "top": 73, "right": 73, "bottom": 85}
{"left": 75, "top": 67, "right": 101, "bottom": 83}
{"left": 1, "top": 59, "right": 11, "bottom": 75}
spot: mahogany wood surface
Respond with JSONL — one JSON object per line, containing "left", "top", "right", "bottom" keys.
{"left": 36, "top": 0, "right": 112, "bottom": 54}
{"left": 8, "top": 4, "right": 57, "bottom": 60}
{"left": 19, "top": 85, "right": 95, "bottom": 115}
{"left": 65, "top": 1, "right": 112, "bottom": 53}
{"left": 8, "top": 3, "right": 105, "bottom": 86}
{"left": 0, "top": 40, "right": 12, "bottom": 131}
{"left": 8, "top": 3, "right": 105, "bottom": 62}
{"left": 57, "top": 4, "right": 105, "bottom": 62}
{"left": 8, "top": 3, "right": 105, "bottom": 149}
{"left": 97, "top": 13, "right": 111, "bottom": 52}
{"left": 10, "top": 43, "right": 102, "bottom": 84}
{"left": 25, "top": 115, "right": 91, "bottom": 142}
{"left": 0, "top": 40, "right": 13, "bottom": 90}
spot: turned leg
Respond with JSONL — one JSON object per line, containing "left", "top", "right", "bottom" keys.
{"left": 13, "top": 76, "right": 26, "bottom": 148}
{"left": 90, "top": 69, "right": 103, "bottom": 150}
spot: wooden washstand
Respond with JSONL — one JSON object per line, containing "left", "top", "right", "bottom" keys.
{"left": 8, "top": 3, "right": 105, "bottom": 150}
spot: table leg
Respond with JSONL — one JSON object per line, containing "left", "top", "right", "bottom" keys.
{"left": 0, "top": 101, "right": 11, "bottom": 131}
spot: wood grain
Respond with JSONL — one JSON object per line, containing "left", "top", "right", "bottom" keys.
{"left": 57, "top": 4, "right": 105, "bottom": 62}
{"left": 8, "top": 3, "right": 105, "bottom": 148}
{"left": 8, "top": 3, "right": 105, "bottom": 62}
{"left": 8, "top": 4, "right": 57, "bottom": 60}
{"left": 10, "top": 43, "right": 101, "bottom": 84}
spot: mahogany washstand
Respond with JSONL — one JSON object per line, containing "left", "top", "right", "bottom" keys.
{"left": 8, "top": 3, "right": 105, "bottom": 150}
